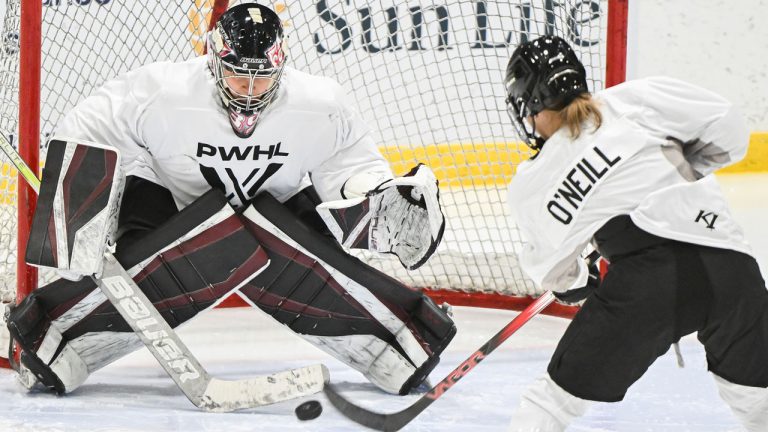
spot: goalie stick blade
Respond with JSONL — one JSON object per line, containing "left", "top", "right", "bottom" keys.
{"left": 324, "top": 291, "right": 556, "bottom": 431}
{"left": 201, "top": 364, "right": 330, "bottom": 412}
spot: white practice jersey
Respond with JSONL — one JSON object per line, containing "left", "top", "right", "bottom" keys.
{"left": 508, "top": 77, "right": 752, "bottom": 292}
{"left": 55, "top": 56, "right": 392, "bottom": 209}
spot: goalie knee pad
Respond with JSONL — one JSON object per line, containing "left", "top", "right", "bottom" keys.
{"left": 7, "top": 189, "right": 269, "bottom": 393}
{"left": 6, "top": 288, "right": 90, "bottom": 394}
{"left": 239, "top": 193, "right": 456, "bottom": 395}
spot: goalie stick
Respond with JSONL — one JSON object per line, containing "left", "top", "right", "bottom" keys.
{"left": 1, "top": 133, "right": 329, "bottom": 412}
{"left": 324, "top": 290, "right": 556, "bottom": 431}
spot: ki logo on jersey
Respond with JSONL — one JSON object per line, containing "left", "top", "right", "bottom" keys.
{"left": 695, "top": 210, "right": 719, "bottom": 230}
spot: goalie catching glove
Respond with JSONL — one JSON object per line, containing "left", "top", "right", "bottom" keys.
{"left": 317, "top": 164, "right": 445, "bottom": 270}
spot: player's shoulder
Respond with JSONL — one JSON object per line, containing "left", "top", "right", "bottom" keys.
{"left": 280, "top": 66, "right": 348, "bottom": 114}
{"left": 597, "top": 76, "right": 693, "bottom": 102}
{"left": 123, "top": 57, "right": 208, "bottom": 95}
{"left": 119, "top": 57, "right": 212, "bottom": 108}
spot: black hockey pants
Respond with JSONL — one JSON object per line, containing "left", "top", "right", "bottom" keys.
{"left": 548, "top": 216, "right": 768, "bottom": 402}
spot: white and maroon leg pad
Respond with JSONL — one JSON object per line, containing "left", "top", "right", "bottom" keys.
{"left": 239, "top": 193, "right": 456, "bottom": 395}
{"left": 7, "top": 189, "right": 269, "bottom": 393}
{"left": 25, "top": 138, "right": 124, "bottom": 279}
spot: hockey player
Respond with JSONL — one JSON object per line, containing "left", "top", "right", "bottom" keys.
{"left": 5, "top": 3, "right": 454, "bottom": 398}
{"left": 503, "top": 36, "right": 768, "bottom": 431}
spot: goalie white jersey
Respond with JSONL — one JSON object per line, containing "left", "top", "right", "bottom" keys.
{"left": 55, "top": 56, "right": 392, "bottom": 208}
{"left": 508, "top": 77, "right": 752, "bottom": 292}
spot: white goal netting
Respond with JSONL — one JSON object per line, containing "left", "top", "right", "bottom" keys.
{"left": 0, "top": 0, "right": 611, "bottom": 304}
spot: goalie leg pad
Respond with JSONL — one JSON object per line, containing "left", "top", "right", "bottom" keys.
{"left": 5, "top": 291, "right": 66, "bottom": 393}
{"left": 239, "top": 193, "right": 456, "bottom": 395}
{"left": 7, "top": 189, "right": 269, "bottom": 393}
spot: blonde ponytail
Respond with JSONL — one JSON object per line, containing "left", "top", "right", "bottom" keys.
{"left": 559, "top": 93, "right": 602, "bottom": 139}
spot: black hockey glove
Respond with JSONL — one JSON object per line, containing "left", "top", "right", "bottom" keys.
{"left": 554, "top": 250, "right": 601, "bottom": 304}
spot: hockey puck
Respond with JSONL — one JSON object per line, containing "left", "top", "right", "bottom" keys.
{"left": 294, "top": 400, "right": 322, "bottom": 421}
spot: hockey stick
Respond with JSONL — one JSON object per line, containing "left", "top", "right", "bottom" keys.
{"left": 1, "top": 133, "right": 329, "bottom": 411}
{"left": 324, "top": 290, "right": 556, "bottom": 431}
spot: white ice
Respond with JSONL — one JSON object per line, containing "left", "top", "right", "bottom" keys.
{"left": 1, "top": 173, "right": 766, "bottom": 432}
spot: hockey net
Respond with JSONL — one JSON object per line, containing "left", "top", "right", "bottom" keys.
{"left": 0, "top": 1, "right": 626, "bottom": 311}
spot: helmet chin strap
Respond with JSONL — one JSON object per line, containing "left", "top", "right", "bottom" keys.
{"left": 526, "top": 115, "right": 546, "bottom": 152}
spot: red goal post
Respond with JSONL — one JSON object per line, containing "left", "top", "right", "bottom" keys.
{"left": 2, "top": 0, "right": 628, "bottom": 331}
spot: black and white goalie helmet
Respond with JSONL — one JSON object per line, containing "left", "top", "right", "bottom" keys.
{"left": 208, "top": 3, "right": 287, "bottom": 138}
{"left": 504, "top": 35, "right": 588, "bottom": 151}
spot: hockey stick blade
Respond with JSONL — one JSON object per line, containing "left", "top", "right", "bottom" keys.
{"left": 324, "top": 291, "right": 556, "bottom": 431}
{"left": 1, "top": 133, "right": 329, "bottom": 411}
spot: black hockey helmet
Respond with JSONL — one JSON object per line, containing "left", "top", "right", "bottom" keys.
{"left": 208, "top": 3, "right": 287, "bottom": 137}
{"left": 504, "top": 35, "right": 588, "bottom": 151}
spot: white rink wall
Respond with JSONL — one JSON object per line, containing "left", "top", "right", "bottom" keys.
{"left": 627, "top": 0, "right": 768, "bottom": 130}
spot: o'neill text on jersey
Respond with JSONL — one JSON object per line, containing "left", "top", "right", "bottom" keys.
{"left": 547, "top": 146, "right": 621, "bottom": 225}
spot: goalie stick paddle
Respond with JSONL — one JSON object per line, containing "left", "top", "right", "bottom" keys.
{"left": 324, "top": 290, "right": 556, "bottom": 431}
{"left": 0, "top": 133, "right": 329, "bottom": 411}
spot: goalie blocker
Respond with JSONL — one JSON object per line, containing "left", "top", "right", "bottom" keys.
{"left": 25, "top": 138, "right": 124, "bottom": 280}
{"left": 7, "top": 140, "right": 455, "bottom": 396}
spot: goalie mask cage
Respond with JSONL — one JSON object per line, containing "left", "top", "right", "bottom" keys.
{"left": 0, "top": 0, "right": 627, "bottom": 318}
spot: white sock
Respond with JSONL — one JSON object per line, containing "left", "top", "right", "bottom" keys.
{"left": 508, "top": 373, "right": 592, "bottom": 432}
{"left": 713, "top": 373, "right": 768, "bottom": 432}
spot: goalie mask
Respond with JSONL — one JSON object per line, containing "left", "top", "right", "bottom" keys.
{"left": 504, "top": 35, "right": 588, "bottom": 151}
{"left": 208, "top": 3, "right": 286, "bottom": 138}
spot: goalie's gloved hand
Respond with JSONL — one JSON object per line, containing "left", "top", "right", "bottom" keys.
{"left": 554, "top": 250, "right": 601, "bottom": 304}
{"left": 315, "top": 164, "right": 445, "bottom": 270}
{"left": 367, "top": 164, "right": 446, "bottom": 270}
